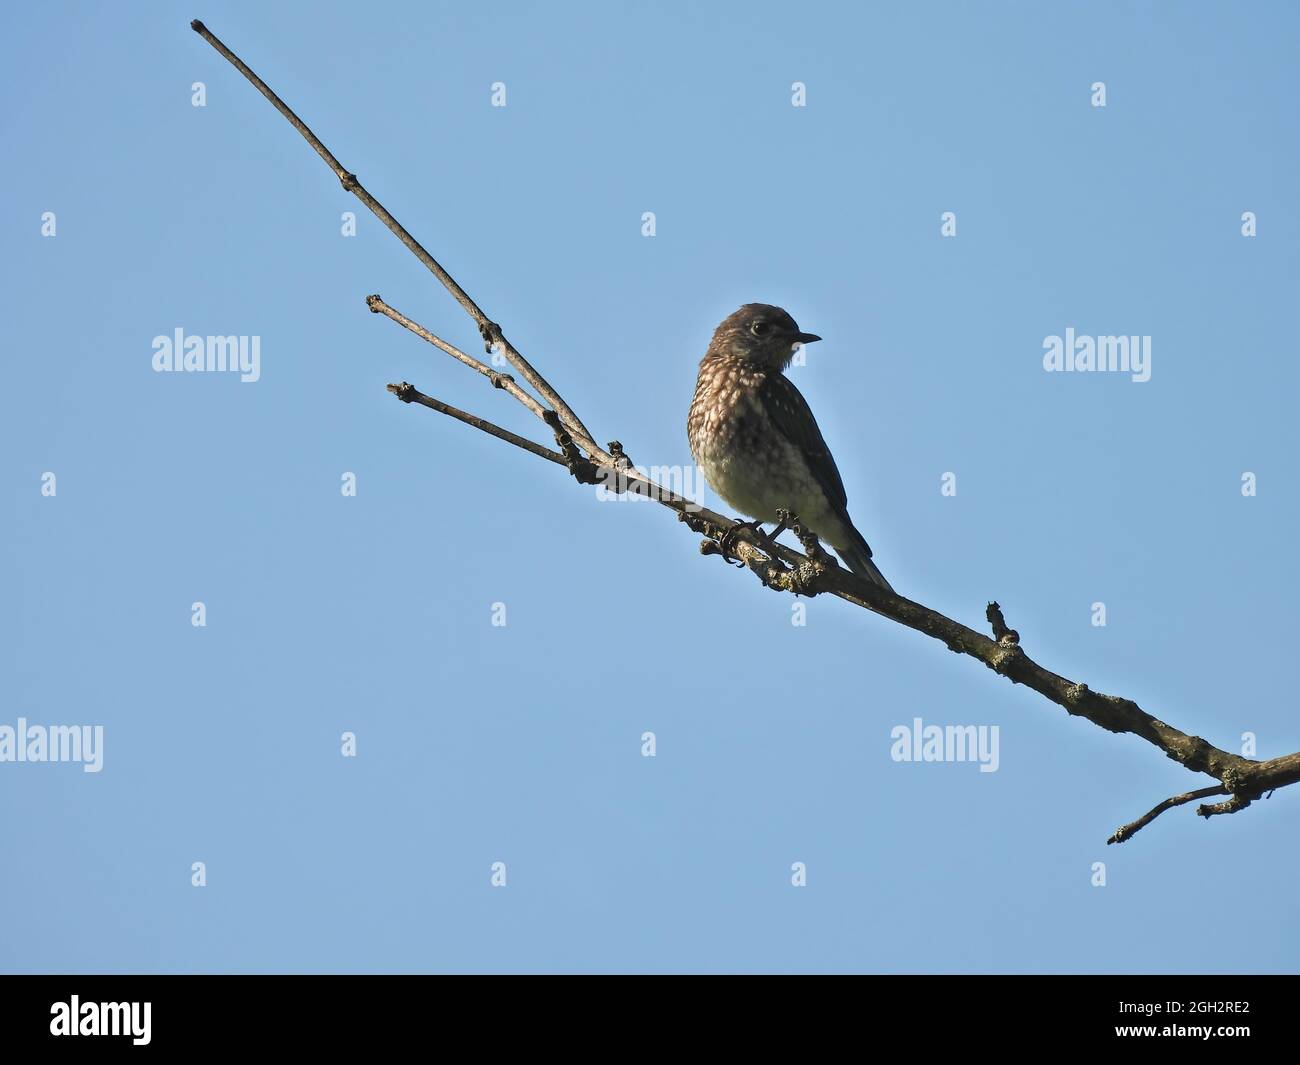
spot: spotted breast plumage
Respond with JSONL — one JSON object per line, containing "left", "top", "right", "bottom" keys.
{"left": 687, "top": 303, "right": 893, "bottom": 591}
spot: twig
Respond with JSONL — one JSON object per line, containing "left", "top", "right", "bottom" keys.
{"left": 1197, "top": 793, "right": 1256, "bottom": 819}
{"left": 385, "top": 383, "right": 567, "bottom": 467}
{"left": 1108, "top": 786, "right": 1229, "bottom": 845}
{"left": 190, "top": 18, "right": 606, "bottom": 464}
{"left": 368, "top": 295, "right": 550, "bottom": 422}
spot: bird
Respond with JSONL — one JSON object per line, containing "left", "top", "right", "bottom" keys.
{"left": 687, "top": 303, "right": 893, "bottom": 592}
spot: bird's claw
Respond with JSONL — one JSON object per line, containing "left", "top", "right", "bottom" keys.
{"left": 718, "top": 519, "right": 768, "bottom": 566}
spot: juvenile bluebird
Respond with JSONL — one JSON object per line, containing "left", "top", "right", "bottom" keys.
{"left": 687, "top": 303, "right": 893, "bottom": 591}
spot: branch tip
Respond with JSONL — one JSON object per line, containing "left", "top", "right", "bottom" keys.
{"left": 1108, "top": 784, "right": 1231, "bottom": 844}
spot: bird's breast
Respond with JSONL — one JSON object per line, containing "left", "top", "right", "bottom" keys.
{"left": 688, "top": 361, "right": 802, "bottom": 522}
{"left": 688, "top": 362, "right": 764, "bottom": 468}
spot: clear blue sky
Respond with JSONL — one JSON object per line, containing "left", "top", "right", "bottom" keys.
{"left": 3, "top": 1, "right": 1297, "bottom": 973}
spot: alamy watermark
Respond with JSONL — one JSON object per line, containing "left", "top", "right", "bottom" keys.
{"left": 594, "top": 464, "right": 706, "bottom": 512}
{"left": 0, "top": 718, "right": 103, "bottom": 773}
{"left": 50, "top": 996, "right": 149, "bottom": 1045}
{"left": 1043, "top": 327, "right": 1151, "bottom": 383}
{"left": 890, "top": 717, "right": 999, "bottom": 773}
{"left": 152, "top": 328, "right": 261, "bottom": 382}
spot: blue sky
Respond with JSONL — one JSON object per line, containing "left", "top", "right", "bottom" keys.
{"left": 2, "top": 1, "right": 1297, "bottom": 973}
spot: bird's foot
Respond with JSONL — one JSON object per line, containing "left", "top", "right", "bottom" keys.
{"left": 718, "top": 519, "right": 760, "bottom": 565}
{"left": 718, "top": 518, "right": 781, "bottom": 565}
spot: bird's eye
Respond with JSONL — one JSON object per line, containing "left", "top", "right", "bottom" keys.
{"left": 750, "top": 320, "right": 770, "bottom": 336}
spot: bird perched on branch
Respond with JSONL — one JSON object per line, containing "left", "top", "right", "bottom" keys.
{"left": 687, "top": 303, "right": 893, "bottom": 592}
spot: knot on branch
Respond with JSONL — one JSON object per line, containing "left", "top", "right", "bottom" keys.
{"left": 542, "top": 410, "right": 599, "bottom": 485}
{"left": 339, "top": 171, "right": 360, "bottom": 192}
{"left": 478, "top": 319, "right": 503, "bottom": 353}
{"left": 1217, "top": 765, "right": 1263, "bottom": 802}
{"left": 386, "top": 381, "right": 416, "bottom": 403}
{"left": 786, "top": 560, "right": 825, "bottom": 598}
{"left": 1064, "top": 683, "right": 1090, "bottom": 714}
{"left": 489, "top": 371, "right": 516, "bottom": 390}
{"left": 190, "top": 19, "right": 207, "bottom": 33}
{"left": 985, "top": 602, "right": 1020, "bottom": 648}
{"left": 608, "top": 441, "right": 633, "bottom": 469}
{"left": 366, "top": 293, "right": 383, "bottom": 313}
{"left": 989, "top": 645, "right": 1023, "bottom": 678}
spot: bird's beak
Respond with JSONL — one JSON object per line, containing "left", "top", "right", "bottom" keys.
{"left": 795, "top": 332, "right": 821, "bottom": 345}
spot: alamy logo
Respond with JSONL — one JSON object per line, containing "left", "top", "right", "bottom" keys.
{"left": 594, "top": 464, "right": 706, "bottom": 511}
{"left": 50, "top": 996, "right": 150, "bottom": 1045}
{"left": 890, "top": 717, "right": 1000, "bottom": 773}
{"left": 152, "top": 328, "right": 261, "bottom": 382}
{"left": 1042, "top": 327, "right": 1151, "bottom": 382}
{"left": 0, "top": 718, "right": 103, "bottom": 773}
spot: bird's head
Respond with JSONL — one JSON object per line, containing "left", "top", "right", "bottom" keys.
{"left": 707, "top": 303, "right": 820, "bottom": 371}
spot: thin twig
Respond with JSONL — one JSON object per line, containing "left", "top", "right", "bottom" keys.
{"left": 386, "top": 383, "right": 567, "bottom": 467}
{"left": 368, "top": 295, "right": 551, "bottom": 422}
{"left": 190, "top": 18, "right": 606, "bottom": 463}
{"left": 1108, "top": 786, "right": 1229, "bottom": 845}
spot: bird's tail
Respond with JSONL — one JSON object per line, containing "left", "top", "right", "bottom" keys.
{"left": 838, "top": 525, "right": 894, "bottom": 593}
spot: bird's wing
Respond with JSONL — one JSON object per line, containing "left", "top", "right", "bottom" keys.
{"left": 759, "top": 373, "right": 849, "bottom": 510}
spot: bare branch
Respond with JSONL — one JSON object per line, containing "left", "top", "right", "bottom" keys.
{"left": 1197, "top": 793, "right": 1256, "bottom": 820}
{"left": 368, "top": 295, "right": 551, "bottom": 422}
{"left": 195, "top": 22, "right": 1300, "bottom": 842}
{"left": 386, "top": 383, "right": 567, "bottom": 467}
{"left": 1108, "top": 786, "right": 1229, "bottom": 845}
{"left": 190, "top": 18, "right": 606, "bottom": 463}
{"left": 391, "top": 384, "right": 1300, "bottom": 836}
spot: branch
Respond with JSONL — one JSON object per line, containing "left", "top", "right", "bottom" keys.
{"left": 193, "top": 22, "right": 1300, "bottom": 843}
{"left": 385, "top": 383, "right": 567, "bottom": 467}
{"left": 368, "top": 295, "right": 551, "bottom": 423}
{"left": 1107, "top": 786, "right": 1228, "bottom": 845}
{"left": 190, "top": 18, "right": 607, "bottom": 464}
{"left": 383, "top": 376, "right": 1300, "bottom": 840}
